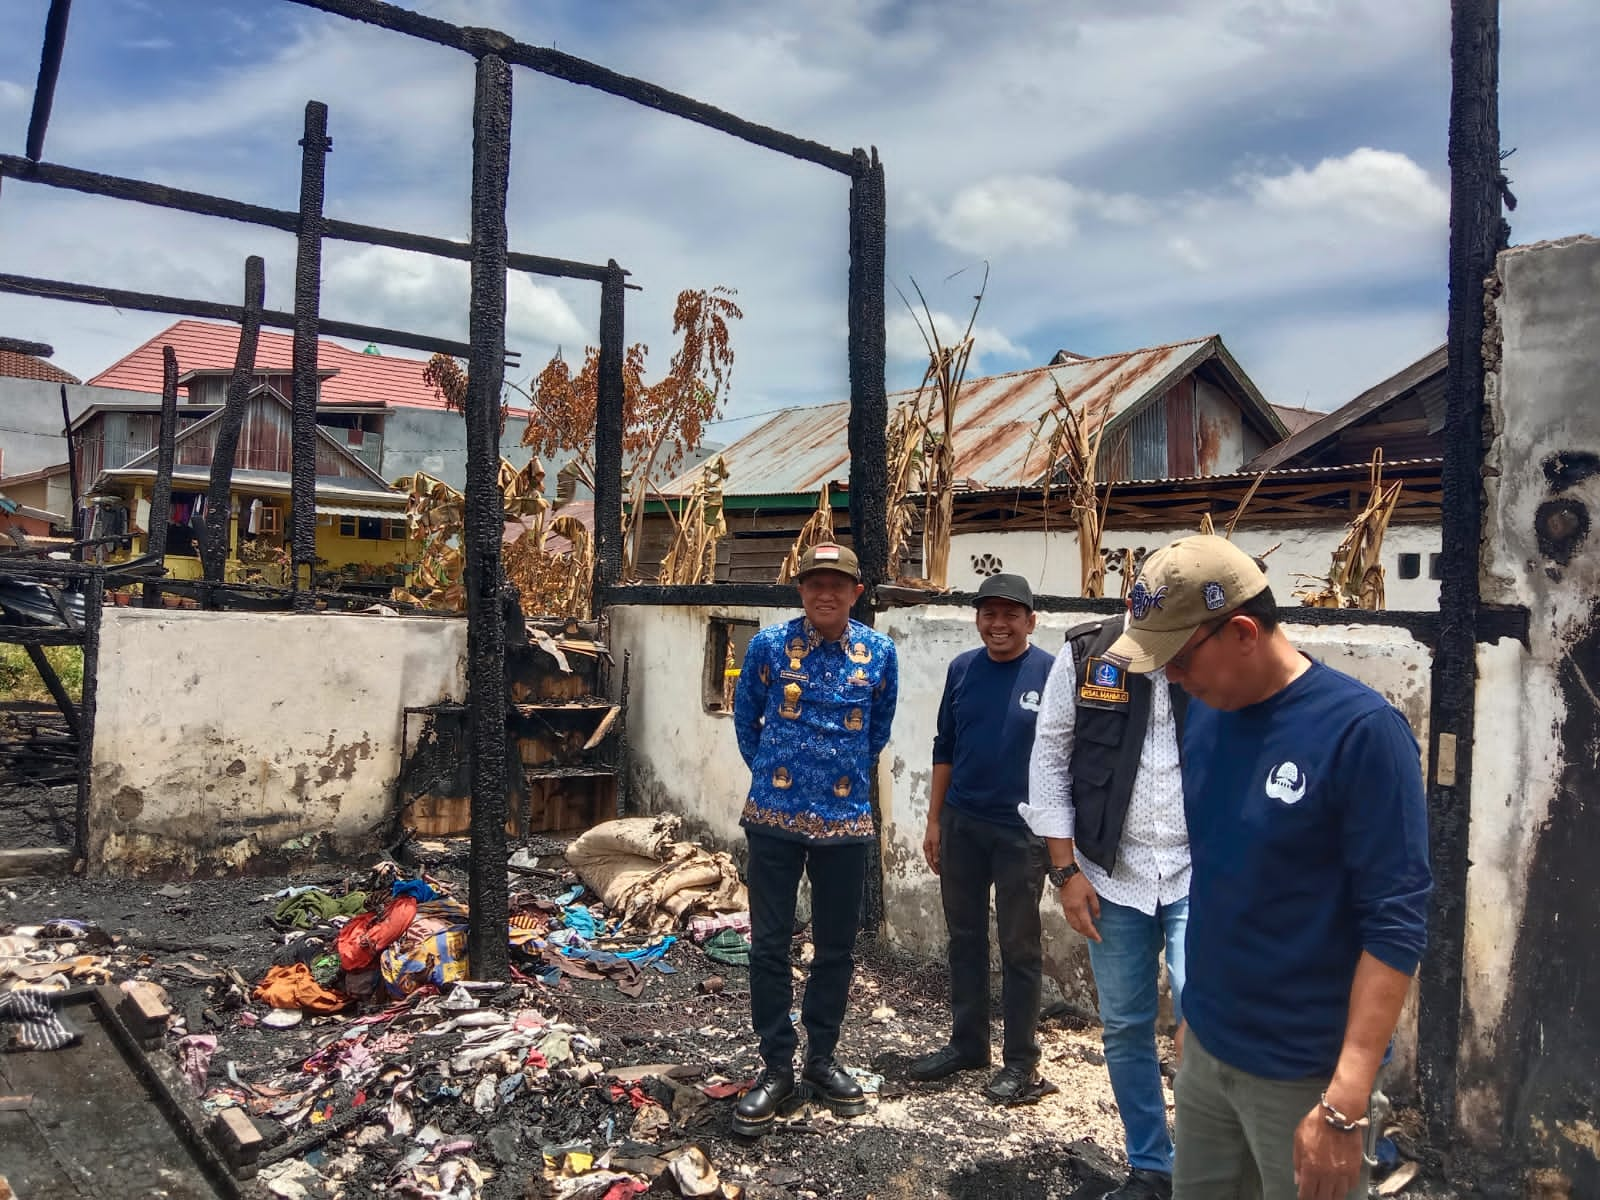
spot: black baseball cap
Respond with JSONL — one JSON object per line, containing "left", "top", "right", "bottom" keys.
{"left": 974, "top": 573, "right": 1034, "bottom": 611}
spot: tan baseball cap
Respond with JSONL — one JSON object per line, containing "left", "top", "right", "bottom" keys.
{"left": 1106, "top": 534, "right": 1270, "bottom": 673}
{"left": 796, "top": 542, "right": 861, "bottom": 581}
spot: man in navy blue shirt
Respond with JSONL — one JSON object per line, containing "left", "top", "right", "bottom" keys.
{"left": 1105, "top": 536, "right": 1431, "bottom": 1200}
{"left": 909, "top": 573, "right": 1056, "bottom": 1105}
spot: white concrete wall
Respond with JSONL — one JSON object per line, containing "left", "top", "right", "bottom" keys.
{"left": 89, "top": 608, "right": 467, "bottom": 874}
{"left": 949, "top": 522, "right": 1442, "bottom": 610}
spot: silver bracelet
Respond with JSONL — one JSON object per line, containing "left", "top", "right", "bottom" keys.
{"left": 1319, "top": 1091, "right": 1370, "bottom": 1133}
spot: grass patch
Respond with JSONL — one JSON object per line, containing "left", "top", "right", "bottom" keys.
{"left": 0, "top": 644, "right": 84, "bottom": 703}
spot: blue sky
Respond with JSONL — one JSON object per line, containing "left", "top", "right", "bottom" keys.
{"left": 0, "top": 0, "right": 1595, "bottom": 444}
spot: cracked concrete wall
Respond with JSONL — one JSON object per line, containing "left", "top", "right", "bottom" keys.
{"left": 88, "top": 608, "right": 467, "bottom": 875}
{"left": 1468, "top": 234, "right": 1600, "bottom": 1187}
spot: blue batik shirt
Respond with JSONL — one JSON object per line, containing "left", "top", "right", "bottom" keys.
{"left": 734, "top": 616, "right": 899, "bottom": 844}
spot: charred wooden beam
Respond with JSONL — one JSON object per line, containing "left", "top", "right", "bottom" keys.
{"left": 1421, "top": 0, "right": 1507, "bottom": 1151}
{"left": 0, "top": 627, "right": 83, "bottom": 646}
{"left": 846, "top": 147, "right": 888, "bottom": 627}
{"left": 0, "top": 156, "right": 617, "bottom": 283}
{"left": 592, "top": 260, "right": 626, "bottom": 614}
{"left": 281, "top": 0, "right": 856, "bottom": 174}
{"left": 292, "top": 102, "right": 331, "bottom": 607}
{"left": 0, "top": 270, "right": 475, "bottom": 359}
{"left": 463, "top": 53, "right": 513, "bottom": 982}
{"left": 58, "top": 382, "right": 80, "bottom": 547}
{"left": 142, "top": 346, "right": 179, "bottom": 609}
{"left": 201, "top": 257, "right": 266, "bottom": 585}
{"left": 24, "top": 0, "right": 73, "bottom": 162}
{"left": 0, "top": 336, "right": 53, "bottom": 357}
{"left": 23, "top": 643, "right": 77, "bottom": 735}
{"left": 74, "top": 571, "right": 101, "bottom": 861}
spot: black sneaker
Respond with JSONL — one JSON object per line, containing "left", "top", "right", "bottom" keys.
{"left": 801, "top": 1057, "right": 867, "bottom": 1117}
{"left": 908, "top": 1043, "right": 988, "bottom": 1082}
{"left": 982, "top": 1064, "right": 1056, "bottom": 1106}
{"left": 1104, "top": 1168, "right": 1173, "bottom": 1200}
{"left": 731, "top": 1067, "right": 795, "bottom": 1137}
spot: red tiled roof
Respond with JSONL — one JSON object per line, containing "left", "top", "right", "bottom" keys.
{"left": 87, "top": 319, "right": 453, "bottom": 411}
{"left": 0, "top": 349, "right": 80, "bottom": 385}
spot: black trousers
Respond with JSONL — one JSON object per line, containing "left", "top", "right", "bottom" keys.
{"left": 939, "top": 806, "right": 1047, "bottom": 1072}
{"left": 746, "top": 830, "right": 868, "bottom": 1071}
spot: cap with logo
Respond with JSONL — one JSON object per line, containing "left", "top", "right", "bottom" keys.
{"left": 973, "top": 572, "right": 1035, "bottom": 611}
{"left": 1105, "top": 534, "right": 1269, "bottom": 673}
{"left": 795, "top": 542, "right": 861, "bottom": 581}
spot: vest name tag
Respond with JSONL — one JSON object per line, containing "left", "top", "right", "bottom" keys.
{"left": 1079, "top": 656, "right": 1131, "bottom": 706}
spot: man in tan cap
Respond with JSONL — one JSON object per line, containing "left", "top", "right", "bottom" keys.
{"left": 730, "top": 542, "right": 899, "bottom": 1136}
{"left": 1104, "top": 535, "right": 1432, "bottom": 1200}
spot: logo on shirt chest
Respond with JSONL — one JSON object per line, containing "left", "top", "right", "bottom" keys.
{"left": 1080, "top": 656, "right": 1131, "bottom": 706}
{"left": 1265, "top": 761, "right": 1308, "bottom": 805}
{"left": 1019, "top": 689, "right": 1041, "bottom": 712}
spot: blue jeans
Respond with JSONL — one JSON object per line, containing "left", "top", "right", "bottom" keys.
{"left": 1085, "top": 894, "right": 1188, "bottom": 1175}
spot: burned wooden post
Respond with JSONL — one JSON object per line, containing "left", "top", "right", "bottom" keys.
{"left": 847, "top": 147, "right": 888, "bottom": 622}
{"left": 142, "top": 345, "right": 180, "bottom": 609}
{"left": 74, "top": 567, "right": 102, "bottom": 861}
{"left": 201, "top": 256, "right": 266, "bottom": 588}
{"left": 24, "top": 0, "right": 73, "bottom": 162}
{"left": 58, "top": 381, "right": 79, "bottom": 550}
{"left": 463, "top": 53, "right": 513, "bottom": 982}
{"left": 291, "top": 102, "right": 331, "bottom": 607}
{"left": 1420, "top": 0, "right": 1508, "bottom": 1150}
{"left": 592, "top": 259, "right": 626, "bottom": 611}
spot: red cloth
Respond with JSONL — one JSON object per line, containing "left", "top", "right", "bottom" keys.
{"left": 336, "top": 895, "right": 419, "bottom": 970}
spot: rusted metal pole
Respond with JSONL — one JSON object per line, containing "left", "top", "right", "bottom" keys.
{"left": 1421, "top": 0, "right": 1506, "bottom": 1151}
{"left": 0, "top": 155, "right": 616, "bottom": 283}
{"left": 142, "top": 345, "right": 179, "bottom": 609}
{"left": 24, "top": 0, "right": 72, "bottom": 162}
{"left": 291, "top": 102, "right": 331, "bottom": 606}
{"left": 592, "top": 260, "right": 626, "bottom": 612}
{"left": 201, "top": 256, "right": 266, "bottom": 587}
{"left": 464, "top": 53, "right": 512, "bottom": 982}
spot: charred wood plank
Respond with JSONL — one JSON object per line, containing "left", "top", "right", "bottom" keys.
{"left": 75, "top": 572, "right": 102, "bottom": 859}
{"left": 280, "top": 0, "right": 856, "bottom": 174}
{"left": 24, "top": 0, "right": 73, "bottom": 162}
{"left": 846, "top": 147, "right": 888, "bottom": 629}
{"left": 292, "top": 102, "right": 331, "bottom": 607}
{"left": 592, "top": 260, "right": 625, "bottom": 614}
{"left": 142, "top": 345, "right": 180, "bottom": 609}
{"left": 0, "top": 626, "right": 84, "bottom": 646}
{"left": 22, "top": 643, "right": 77, "bottom": 735}
{"left": 201, "top": 257, "right": 265, "bottom": 585}
{"left": 59, "top": 382, "right": 80, "bottom": 544}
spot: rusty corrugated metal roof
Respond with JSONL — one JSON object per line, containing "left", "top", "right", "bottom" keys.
{"left": 662, "top": 336, "right": 1242, "bottom": 497}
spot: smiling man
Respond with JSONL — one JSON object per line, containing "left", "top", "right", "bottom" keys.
{"left": 1104, "top": 535, "right": 1432, "bottom": 1200}
{"left": 910, "top": 573, "right": 1055, "bottom": 1105}
{"left": 731, "top": 542, "right": 899, "bottom": 1137}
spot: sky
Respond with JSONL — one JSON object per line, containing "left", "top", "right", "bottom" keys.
{"left": 0, "top": 0, "right": 1595, "bottom": 446}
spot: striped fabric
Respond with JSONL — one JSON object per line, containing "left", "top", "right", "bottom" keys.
{"left": 0, "top": 987, "right": 79, "bottom": 1051}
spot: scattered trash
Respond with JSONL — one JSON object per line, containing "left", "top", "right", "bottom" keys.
{"left": 699, "top": 975, "right": 726, "bottom": 995}
{"left": 668, "top": 1145, "right": 722, "bottom": 1197}
{"left": 1378, "top": 1162, "right": 1421, "bottom": 1195}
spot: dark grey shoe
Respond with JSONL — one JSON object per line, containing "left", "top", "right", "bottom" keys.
{"left": 731, "top": 1067, "right": 794, "bottom": 1136}
{"left": 908, "top": 1043, "right": 988, "bottom": 1082}
{"left": 801, "top": 1057, "right": 867, "bottom": 1116}
{"left": 982, "top": 1064, "right": 1056, "bottom": 1105}
{"left": 1104, "top": 1167, "right": 1173, "bottom": 1200}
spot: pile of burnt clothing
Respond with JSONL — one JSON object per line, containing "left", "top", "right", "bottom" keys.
{"left": 564, "top": 816, "right": 747, "bottom": 934}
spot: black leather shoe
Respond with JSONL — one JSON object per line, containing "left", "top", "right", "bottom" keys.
{"left": 1104, "top": 1168, "right": 1173, "bottom": 1200}
{"left": 731, "top": 1067, "right": 794, "bottom": 1136}
{"left": 983, "top": 1064, "right": 1055, "bottom": 1105}
{"left": 801, "top": 1057, "right": 867, "bottom": 1116}
{"left": 908, "top": 1043, "right": 988, "bottom": 1082}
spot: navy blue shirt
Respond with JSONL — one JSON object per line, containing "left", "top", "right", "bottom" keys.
{"left": 933, "top": 644, "right": 1054, "bottom": 826}
{"left": 1181, "top": 660, "right": 1432, "bottom": 1080}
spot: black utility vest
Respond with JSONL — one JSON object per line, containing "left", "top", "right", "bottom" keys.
{"left": 1066, "top": 616, "right": 1188, "bottom": 874}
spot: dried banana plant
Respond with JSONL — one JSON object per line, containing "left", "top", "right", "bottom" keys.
{"left": 1295, "top": 451, "right": 1404, "bottom": 609}
{"left": 1028, "top": 380, "right": 1116, "bottom": 597}
{"left": 884, "top": 398, "right": 924, "bottom": 581}
{"left": 658, "top": 454, "right": 729, "bottom": 585}
{"left": 777, "top": 483, "right": 839, "bottom": 583}
{"left": 893, "top": 268, "right": 987, "bottom": 588}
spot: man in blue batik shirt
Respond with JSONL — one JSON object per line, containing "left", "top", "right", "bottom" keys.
{"left": 730, "top": 542, "right": 899, "bottom": 1137}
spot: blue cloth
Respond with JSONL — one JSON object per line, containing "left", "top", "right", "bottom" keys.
{"left": 392, "top": 878, "right": 439, "bottom": 902}
{"left": 1181, "top": 660, "right": 1432, "bottom": 1080}
{"left": 1086, "top": 895, "right": 1188, "bottom": 1174}
{"left": 933, "top": 644, "right": 1054, "bottom": 826}
{"left": 734, "top": 616, "right": 898, "bottom": 844}
{"left": 561, "top": 905, "right": 600, "bottom": 940}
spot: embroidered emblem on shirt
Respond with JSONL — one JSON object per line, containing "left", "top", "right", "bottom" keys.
{"left": 849, "top": 642, "right": 872, "bottom": 664}
{"left": 848, "top": 667, "right": 870, "bottom": 686}
{"left": 1265, "top": 761, "right": 1307, "bottom": 805}
{"left": 780, "top": 682, "right": 802, "bottom": 719}
{"left": 833, "top": 776, "right": 853, "bottom": 798}
{"left": 1203, "top": 581, "right": 1227, "bottom": 611}
{"left": 1019, "top": 690, "right": 1042, "bottom": 712}
{"left": 845, "top": 707, "right": 864, "bottom": 731}
{"left": 1130, "top": 579, "right": 1168, "bottom": 621}
{"left": 1080, "top": 656, "right": 1131, "bottom": 705}
{"left": 772, "top": 766, "right": 793, "bottom": 789}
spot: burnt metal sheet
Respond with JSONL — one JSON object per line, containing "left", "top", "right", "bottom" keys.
{"left": 662, "top": 338, "right": 1221, "bottom": 497}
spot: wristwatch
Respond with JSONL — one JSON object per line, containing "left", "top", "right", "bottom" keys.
{"left": 1047, "top": 862, "right": 1081, "bottom": 889}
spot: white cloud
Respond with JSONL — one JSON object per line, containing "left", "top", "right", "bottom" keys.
{"left": 1249, "top": 147, "right": 1448, "bottom": 229}
{"left": 885, "top": 308, "right": 1027, "bottom": 376}
{"left": 0, "top": 80, "right": 25, "bottom": 108}
{"left": 911, "top": 175, "right": 1081, "bottom": 255}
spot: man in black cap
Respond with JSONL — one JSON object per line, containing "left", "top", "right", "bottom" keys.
{"left": 910, "top": 573, "right": 1056, "bottom": 1103}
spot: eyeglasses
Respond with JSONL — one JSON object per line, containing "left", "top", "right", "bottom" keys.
{"left": 1167, "top": 619, "right": 1228, "bottom": 672}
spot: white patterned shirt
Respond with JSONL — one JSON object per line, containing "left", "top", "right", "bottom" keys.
{"left": 1019, "top": 630, "right": 1191, "bottom": 916}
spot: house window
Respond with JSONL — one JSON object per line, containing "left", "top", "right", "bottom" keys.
{"left": 704, "top": 618, "right": 759, "bottom": 713}
{"left": 1429, "top": 553, "right": 1443, "bottom": 581}
{"left": 257, "top": 504, "right": 283, "bottom": 535}
{"left": 388, "top": 519, "right": 409, "bottom": 540}
{"left": 1397, "top": 553, "right": 1421, "bottom": 580}
{"left": 337, "top": 514, "right": 397, "bottom": 540}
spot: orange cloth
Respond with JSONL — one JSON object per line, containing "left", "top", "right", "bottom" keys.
{"left": 252, "top": 963, "right": 347, "bottom": 1013}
